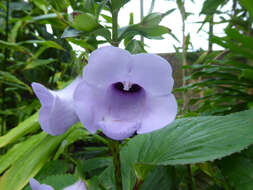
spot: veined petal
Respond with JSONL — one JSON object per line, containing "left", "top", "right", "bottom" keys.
{"left": 74, "top": 81, "right": 106, "bottom": 133}
{"left": 130, "top": 54, "right": 174, "bottom": 96}
{"left": 84, "top": 46, "right": 132, "bottom": 88}
{"left": 63, "top": 180, "right": 87, "bottom": 190}
{"left": 137, "top": 93, "right": 177, "bottom": 134}
{"left": 99, "top": 119, "right": 141, "bottom": 140}
{"left": 29, "top": 178, "right": 54, "bottom": 190}
{"left": 31, "top": 77, "right": 81, "bottom": 135}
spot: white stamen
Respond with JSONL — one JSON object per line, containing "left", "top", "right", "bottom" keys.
{"left": 123, "top": 81, "right": 132, "bottom": 91}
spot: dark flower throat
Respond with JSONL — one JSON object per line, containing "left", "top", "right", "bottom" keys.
{"left": 114, "top": 82, "right": 141, "bottom": 93}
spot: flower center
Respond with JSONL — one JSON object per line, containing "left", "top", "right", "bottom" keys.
{"left": 113, "top": 82, "right": 141, "bottom": 93}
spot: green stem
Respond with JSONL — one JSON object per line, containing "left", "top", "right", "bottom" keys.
{"left": 110, "top": 140, "right": 123, "bottom": 190}
{"left": 111, "top": 9, "right": 119, "bottom": 47}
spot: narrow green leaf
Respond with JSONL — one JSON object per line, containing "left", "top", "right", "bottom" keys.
{"left": 25, "top": 58, "right": 56, "bottom": 70}
{"left": 0, "top": 133, "right": 47, "bottom": 174}
{"left": 0, "top": 113, "right": 39, "bottom": 148}
{"left": 0, "top": 40, "right": 27, "bottom": 52}
{"left": 0, "top": 132, "right": 70, "bottom": 190}
{"left": 0, "top": 71, "right": 32, "bottom": 93}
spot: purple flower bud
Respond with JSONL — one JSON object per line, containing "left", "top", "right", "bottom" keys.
{"left": 74, "top": 46, "right": 177, "bottom": 140}
{"left": 31, "top": 77, "right": 81, "bottom": 135}
{"left": 29, "top": 178, "right": 87, "bottom": 190}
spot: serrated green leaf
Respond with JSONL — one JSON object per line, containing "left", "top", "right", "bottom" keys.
{"left": 24, "top": 174, "right": 78, "bottom": 190}
{"left": 139, "top": 166, "right": 175, "bottom": 190}
{"left": 82, "top": 157, "right": 112, "bottom": 173}
{"left": 101, "top": 109, "right": 253, "bottom": 190}
{"left": 217, "top": 146, "right": 253, "bottom": 190}
{"left": 41, "top": 174, "right": 78, "bottom": 190}
{"left": 36, "top": 160, "right": 69, "bottom": 180}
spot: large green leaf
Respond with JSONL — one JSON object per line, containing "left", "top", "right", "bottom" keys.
{"left": 139, "top": 166, "right": 175, "bottom": 190}
{"left": 217, "top": 146, "right": 253, "bottom": 190}
{"left": 100, "top": 109, "right": 253, "bottom": 190}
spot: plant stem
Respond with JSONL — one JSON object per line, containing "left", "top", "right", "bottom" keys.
{"left": 110, "top": 5, "right": 122, "bottom": 189}
{"left": 110, "top": 140, "right": 123, "bottom": 190}
{"left": 187, "top": 165, "right": 193, "bottom": 190}
{"left": 140, "top": 0, "right": 144, "bottom": 42}
{"left": 111, "top": 9, "right": 119, "bottom": 47}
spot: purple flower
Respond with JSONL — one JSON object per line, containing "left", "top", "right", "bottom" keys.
{"left": 31, "top": 77, "right": 81, "bottom": 135}
{"left": 29, "top": 178, "right": 87, "bottom": 190}
{"left": 74, "top": 46, "right": 177, "bottom": 140}
{"left": 32, "top": 46, "right": 177, "bottom": 140}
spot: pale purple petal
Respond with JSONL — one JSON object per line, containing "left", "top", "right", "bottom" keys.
{"left": 99, "top": 119, "right": 141, "bottom": 140}
{"left": 32, "top": 77, "right": 81, "bottom": 135}
{"left": 137, "top": 93, "right": 177, "bottom": 134}
{"left": 97, "top": 83, "right": 146, "bottom": 140}
{"left": 130, "top": 54, "right": 174, "bottom": 96}
{"left": 63, "top": 180, "right": 87, "bottom": 190}
{"left": 29, "top": 178, "right": 54, "bottom": 190}
{"left": 84, "top": 46, "right": 132, "bottom": 88}
{"left": 74, "top": 81, "right": 106, "bottom": 133}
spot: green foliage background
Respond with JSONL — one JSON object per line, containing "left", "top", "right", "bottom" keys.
{"left": 0, "top": 0, "right": 253, "bottom": 190}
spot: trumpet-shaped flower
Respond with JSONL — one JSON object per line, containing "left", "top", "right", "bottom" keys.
{"left": 74, "top": 46, "right": 177, "bottom": 140}
{"left": 29, "top": 178, "right": 87, "bottom": 190}
{"left": 31, "top": 77, "right": 81, "bottom": 135}
{"left": 32, "top": 46, "right": 177, "bottom": 140}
